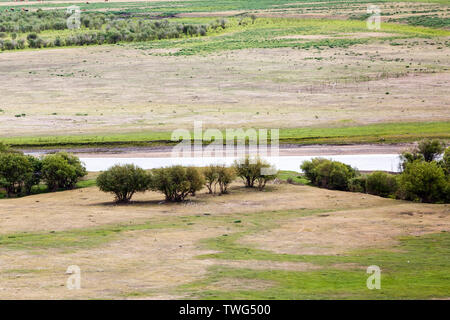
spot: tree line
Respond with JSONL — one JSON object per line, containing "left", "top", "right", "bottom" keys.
{"left": 300, "top": 139, "right": 449, "bottom": 203}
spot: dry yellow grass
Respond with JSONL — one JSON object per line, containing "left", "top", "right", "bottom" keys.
{"left": 0, "top": 182, "right": 448, "bottom": 299}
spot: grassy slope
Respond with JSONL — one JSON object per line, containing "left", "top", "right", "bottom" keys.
{"left": 1, "top": 204, "right": 448, "bottom": 299}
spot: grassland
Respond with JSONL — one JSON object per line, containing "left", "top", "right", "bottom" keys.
{"left": 1, "top": 7, "right": 449, "bottom": 146}
{"left": 2, "top": 122, "right": 449, "bottom": 148}
{"left": 0, "top": 182, "right": 448, "bottom": 299}
{"left": 1, "top": 21, "right": 449, "bottom": 144}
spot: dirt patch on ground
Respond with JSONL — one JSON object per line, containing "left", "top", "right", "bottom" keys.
{"left": 241, "top": 203, "right": 450, "bottom": 255}
{"left": 0, "top": 183, "right": 393, "bottom": 234}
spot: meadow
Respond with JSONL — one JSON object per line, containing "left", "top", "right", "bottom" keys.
{"left": 0, "top": 179, "right": 448, "bottom": 299}
{"left": 0, "top": 15, "right": 449, "bottom": 145}
{"left": 0, "top": 0, "right": 449, "bottom": 301}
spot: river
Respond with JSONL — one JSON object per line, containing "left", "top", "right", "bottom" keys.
{"left": 78, "top": 154, "right": 401, "bottom": 172}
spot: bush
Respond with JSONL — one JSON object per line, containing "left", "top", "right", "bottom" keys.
{"left": 301, "top": 158, "right": 358, "bottom": 191}
{"left": 217, "top": 166, "right": 236, "bottom": 194}
{"left": 0, "top": 143, "right": 20, "bottom": 154}
{"left": 151, "top": 166, "right": 204, "bottom": 202}
{"left": 366, "top": 171, "right": 398, "bottom": 197}
{"left": 417, "top": 139, "right": 445, "bottom": 162}
{"left": 186, "top": 166, "right": 205, "bottom": 196}
{"left": 97, "top": 164, "right": 151, "bottom": 203}
{"left": 348, "top": 175, "right": 367, "bottom": 193}
{"left": 398, "top": 160, "right": 448, "bottom": 203}
{"left": 0, "top": 152, "right": 34, "bottom": 197}
{"left": 41, "top": 152, "right": 86, "bottom": 191}
{"left": 300, "top": 158, "right": 327, "bottom": 183}
{"left": 23, "top": 155, "right": 42, "bottom": 195}
{"left": 203, "top": 165, "right": 236, "bottom": 194}
{"left": 234, "top": 157, "right": 277, "bottom": 190}
{"left": 439, "top": 147, "right": 449, "bottom": 176}
{"left": 400, "top": 139, "right": 445, "bottom": 170}
{"left": 203, "top": 165, "right": 219, "bottom": 194}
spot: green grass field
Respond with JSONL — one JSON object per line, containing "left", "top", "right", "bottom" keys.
{"left": 1, "top": 205, "right": 448, "bottom": 299}
{"left": 2, "top": 121, "right": 448, "bottom": 148}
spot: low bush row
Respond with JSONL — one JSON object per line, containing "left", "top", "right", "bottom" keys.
{"left": 97, "top": 158, "right": 277, "bottom": 203}
{"left": 301, "top": 140, "right": 449, "bottom": 203}
{"left": 0, "top": 145, "right": 87, "bottom": 197}
{"left": 0, "top": 10, "right": 228, "bottom": 51}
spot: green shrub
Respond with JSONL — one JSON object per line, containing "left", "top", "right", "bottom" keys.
{"left": 41, "top": 152, "right": 86, "bottom": 191}
{"left": 203, "top": 165, "right": 220, "bottom": 194}
{"left": 399, "top": 151, "right": 425, "bottom": 171}
{"left": 366, "top": 171, "right": 398, "bottom": 197}
{"left": 23, "top": 155, "right": 42, "bottom": 195}
{"left": 234, "top": 157, "right": 277, "bottom": 190}
{"left": 203, "top": 165, "right": 236, "bottom": 194}
{"left": 300, "top": 158, "right": 328, "bottom": 184}
{"left": 348, "top": 175, "right": 367, "bottom": 193}
{"left": 0, "top": 152, "right": 34, "bottom": 197}
{"left": 96, "top": 164, "right": 151, "bottom": 203}
{"left": 217, "top": 166, "right": 236, "bottom": 194}
{"left": 417, "top": 139, "right": 445, "bottom": 162}
{"left": 151, "top": 166, "right": 204, "bottom": 202}
{"left": 400, "top": 140, "right": 445, "bottom": 170}
{"left": 186, "top": 166, "right": 205, "bottom": 196}
{"left": 0, "top": 143, "right": 20, "bottom": 154}
{"left": 398, "top": 160, "right": 448, "bottom": 203}
{"left": 301, "top": 158, "right": 358, "bottom": 191}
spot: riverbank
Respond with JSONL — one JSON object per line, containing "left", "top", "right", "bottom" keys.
{"left": 24, "top": 143, "right": 414, "bottom": 158}
{"left": 4, "top": 122, "right": 449, "bottom": 150}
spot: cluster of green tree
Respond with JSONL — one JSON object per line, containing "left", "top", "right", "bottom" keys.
{"left": 97, "top": 158, "right": 277, "bottom": 203}
{"left": 301, "top": 139, "right": 449, "bottom": 203}
{"left": 0, "top": 144, "right": 86, "bottom": 197}
{"left": 0, "top": 10, "right": 227, "bottom": 50}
